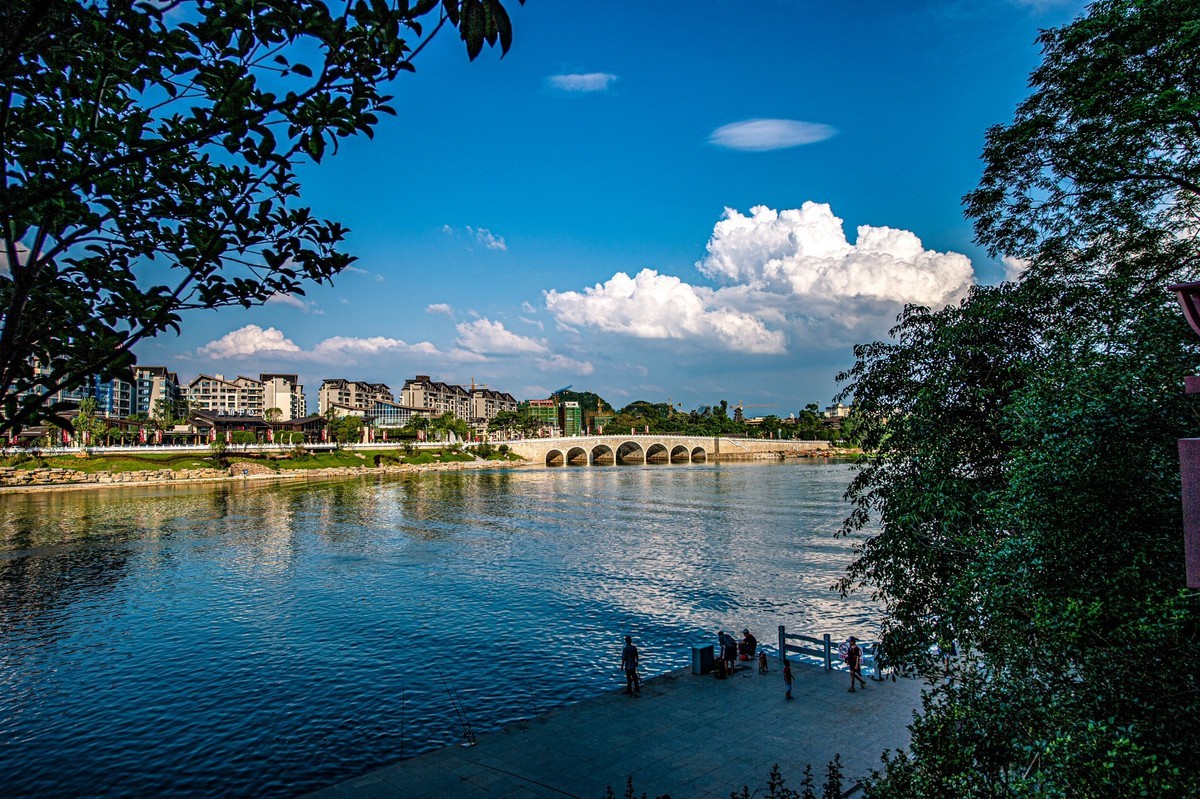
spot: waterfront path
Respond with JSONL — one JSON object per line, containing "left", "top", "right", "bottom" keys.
{"left": 303, "top": 660, "right": 925, "bottom": 799}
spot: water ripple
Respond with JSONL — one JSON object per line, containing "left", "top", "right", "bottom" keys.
{"left": 0, "top": 461, "right": 876, "bottom": 798}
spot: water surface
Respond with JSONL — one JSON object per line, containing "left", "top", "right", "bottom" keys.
{"left": 0, "top": 461, "right": 875, "bottom": 798}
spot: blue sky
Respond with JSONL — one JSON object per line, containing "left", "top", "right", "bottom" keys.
{"left": 137, "top": 0, "right": 1087, "bottom": 415}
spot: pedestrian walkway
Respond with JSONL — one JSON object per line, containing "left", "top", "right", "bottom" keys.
{"left": 303, "top": 659, "right": 924, "bottom": 799}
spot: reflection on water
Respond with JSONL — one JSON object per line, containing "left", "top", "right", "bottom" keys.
{"left": 0, "top": 462, "right": 874, "bottom": 799}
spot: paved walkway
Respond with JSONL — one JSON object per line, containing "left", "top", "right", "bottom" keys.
{"left": 303, "top": 659, "right": 925, "bottom": 799}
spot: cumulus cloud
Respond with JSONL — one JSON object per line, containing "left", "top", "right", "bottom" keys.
{"left": 197, "top": 325, "right": 440, "bottom": 362}
{"left": 545, "top": 269, "right": 787, "bottom": 354}
{"left": 537, "top": 354, "right": 595, "bottom": 375}
{"left": 708, "top": 119, "right": 836, "bottom": 151}
{"left": 1002, "top": 256, "right": 1030, "bottom": 282}
{"left": 545, "top": 203, "right": 975, "bottom": 354}
{"left": 697, "top": 203, "right": 973, "bottom": 306}
{"left": 547, "top": 72, "right": 617, "bottom": 92}
{"left": 426, "top": 303, "right": 455, "bottom": 318}
{"left": 519, "top": 316, "right": 544, "bottom": 331}
{"left": 198, "top": 325, "right": 301, "bottom": 357}
{"left": 455, "top": 318, "right": 548, "bottom": 355}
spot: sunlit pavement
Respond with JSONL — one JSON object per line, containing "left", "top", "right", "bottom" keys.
{"left": 302, "top": 659, "right": 925, "bottom": 799}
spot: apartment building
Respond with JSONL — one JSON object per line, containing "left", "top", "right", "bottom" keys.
{"left": 187, "top": 374, "right": 265, "bottom": 416}
{"left": 399, "top": 375, "right": 471, "bottom": 419}
{"left": 260, "top": 373, "right": 306, "bottom": 420}
{"left": 470, "top": 387, "right": 518, "bottom": 422}
{"left": 317, "top": 379, "right": 394, "bottom": 415}
{"left": 132, "top": 366, "right": 181, "bottom": 417}
{"left": 522, "top": 399, "right": 559, "bottom": 437}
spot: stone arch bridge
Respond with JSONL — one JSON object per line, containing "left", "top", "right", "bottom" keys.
{"left": 499, "top": 435, "right": 829, "bottom": 467}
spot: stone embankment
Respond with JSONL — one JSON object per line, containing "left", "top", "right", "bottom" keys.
{"left": 0, "top": 459, "right": 515, "bottom": 492}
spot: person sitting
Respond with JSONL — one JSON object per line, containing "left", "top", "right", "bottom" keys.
{"left": 738, "top": 628, "right": 757, "bottom": 660}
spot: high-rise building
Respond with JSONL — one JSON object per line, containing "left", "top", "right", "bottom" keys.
{"left": 260, "top": 373, "right": 306, "bottom": 420}
{"left": 400, "top": 375, "right": 472, "bottom": 419}
{"left": 470, "top": 387, "right": 518, "bottom": 421}
{"left": 522, "top": 398, "right": 559, "bottom": 436}
{"left": 560, "top": 401, "right": 583, "bottom": 436}
{"left": 187, "top": 374, "right": 264, "bottom": 416}
{"left": 318, "top": 379, "right": 393, "bottom": 415}
{"left": 132, "top": 366, "right": 181, "bottom": 417}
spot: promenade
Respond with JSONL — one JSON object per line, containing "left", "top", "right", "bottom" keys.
{"left": 303, "top": 659, "right": 925, "bottom": 799}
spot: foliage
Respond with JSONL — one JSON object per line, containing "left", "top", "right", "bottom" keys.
{"left": 965, "top": 0, "right": 1200, "bottom": 265}
{"left": 330, "top": 414, "right": 364, "bottom": 445}
{"left": 603, "top": 760, "right": 847, "bottom": 799}
{"left": 844, "top": 2, "right": 1200, "bottom": 796}
{"left": 229, "top": 430, "right": 257, "bottom": 448}
{"left": 0, "top": 0, "right": 522, "bottom": 435}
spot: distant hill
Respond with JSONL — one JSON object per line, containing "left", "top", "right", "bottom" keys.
{"left": 557, "top": 390, "right": 613, "bottom": 416}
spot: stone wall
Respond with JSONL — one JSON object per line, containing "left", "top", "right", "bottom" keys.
{"left": 0, "top": 466, "right": 230, "bottom": 487}
{"left": 0, "top": 458, "right": 515, "bottom": 491}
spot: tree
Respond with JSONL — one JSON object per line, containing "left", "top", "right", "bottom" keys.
{"left": 331, "top": 414, "right": 363, "bottom": 445}
{"left": 847, "top": 2, "right": 1200, "bottom": 796}
{"left": 0, "top": 0, "right": 523, "bottom": 436}
{"left": 487, "top": 408, "right": 521, "bottom": 438}
{"left": 263, "top": 407, "right": 283, "bottom": 423}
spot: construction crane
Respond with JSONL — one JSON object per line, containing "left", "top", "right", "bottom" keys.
{"left": 734, "top": 400, "right": 774, "bottom": 423}
{"left": 736, "top": 401, "right": 775, "bottom": 412}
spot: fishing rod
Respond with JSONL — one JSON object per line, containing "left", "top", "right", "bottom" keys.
{"left": 439, "top": 670, "right": 477, "bottom": 746}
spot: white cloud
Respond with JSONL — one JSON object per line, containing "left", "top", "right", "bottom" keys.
{"left": 197, "top": 325, "right": 441, "bottom": 363}
{"left": 1002, "top": 256, "right": 1030, "bottom": 282}
{"left": 537, "top": 354, "right": 594, "bottom": 375}
{"left": 547, "top": 72, "right": 618, "bottom": 92}
{"left": 519, "top": 316, "right": 544, "bottom": 331}
{"left": 455, "top": 318, "right": 548, "bottom": 355}
{"left": 545, "top": 269, "right": 787, "bottom": 354}
{"left": 708, "top": 119, "right": 836, "bottom": 151}
{"left": 266, "top": 292, "right": 323, "bottom": 314}
{"left": 444, "top": 224, "right": 507, "bottom": 251}
{"left": 310, "top": 336, "right": 438, "bottom": 358}
{"left": 426, "top": 303, "right": 455, "bottom": 318}
{"left": 697, "top": 203, "right": 973, "bottom": 307}
{"left": 467, "top": 226, "right": 507, "bottom": 251}
{"left": 544, "top": 203, "right": 976, "bottom": 355}
{"left": 198, "top": 325, "right": 301, "bottom": 357}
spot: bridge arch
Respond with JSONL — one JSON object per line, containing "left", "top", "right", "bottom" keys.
{"left": 690, "top": 446, "right": 707, "bottom": 463}
{"left": 670, "top": 445, "right": 691, "bottom": 464}
{"left": 566, "top": 446, "right": 589, "bottom": 466}
{"left": 615, "top": 441, "right": 645, "bottom": 465}
{"left": 591, "top": 444, "right": 615, "bottom": 465}
{"left": 545, "top": 449, "right": 565, "bottom": 467}
{"left": 645, "top": 443, "right": 670, "bottom": 464}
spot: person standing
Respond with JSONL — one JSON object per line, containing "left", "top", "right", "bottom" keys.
{"left": 719, "top": 630, "right": 738, "bottom": 674}
{"left": 847, "top": 636, "right": 868, "bottom": 692}
{"left": 621, "top": 635, "right": 641, "bottom": 696}
{"left": 783, "top": 659, "right": 794, "bottom": 700}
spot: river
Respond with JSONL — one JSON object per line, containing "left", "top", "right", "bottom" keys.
{"left": 0, "top": 461, "right": 876, "bottom": 798}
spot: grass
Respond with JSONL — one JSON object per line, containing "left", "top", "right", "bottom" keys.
{"left": 3, "top": 447, "right": 494, "bottom": 474}
{"left": 6, "top": 452, "right": 219, "bottom": 473}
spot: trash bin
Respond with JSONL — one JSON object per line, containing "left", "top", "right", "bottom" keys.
{"left": 691, "top": 644, "right": 715, "bottom": 675}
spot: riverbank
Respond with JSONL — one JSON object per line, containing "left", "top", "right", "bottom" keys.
{"left": 0, "top": 456, "right": 528, "bottom": 493}
{"left": 0, "top": 448, "right": 858, "bottom": 493}
{"left": 303, "top": 658, "right": 921, "bottom": 799}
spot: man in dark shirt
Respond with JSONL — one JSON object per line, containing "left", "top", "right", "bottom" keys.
{"left": 847, "top": 636, "right": 868, "bottom": 692}
{"left": 621, "top": 635, "right": 641, "bottom": 696}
